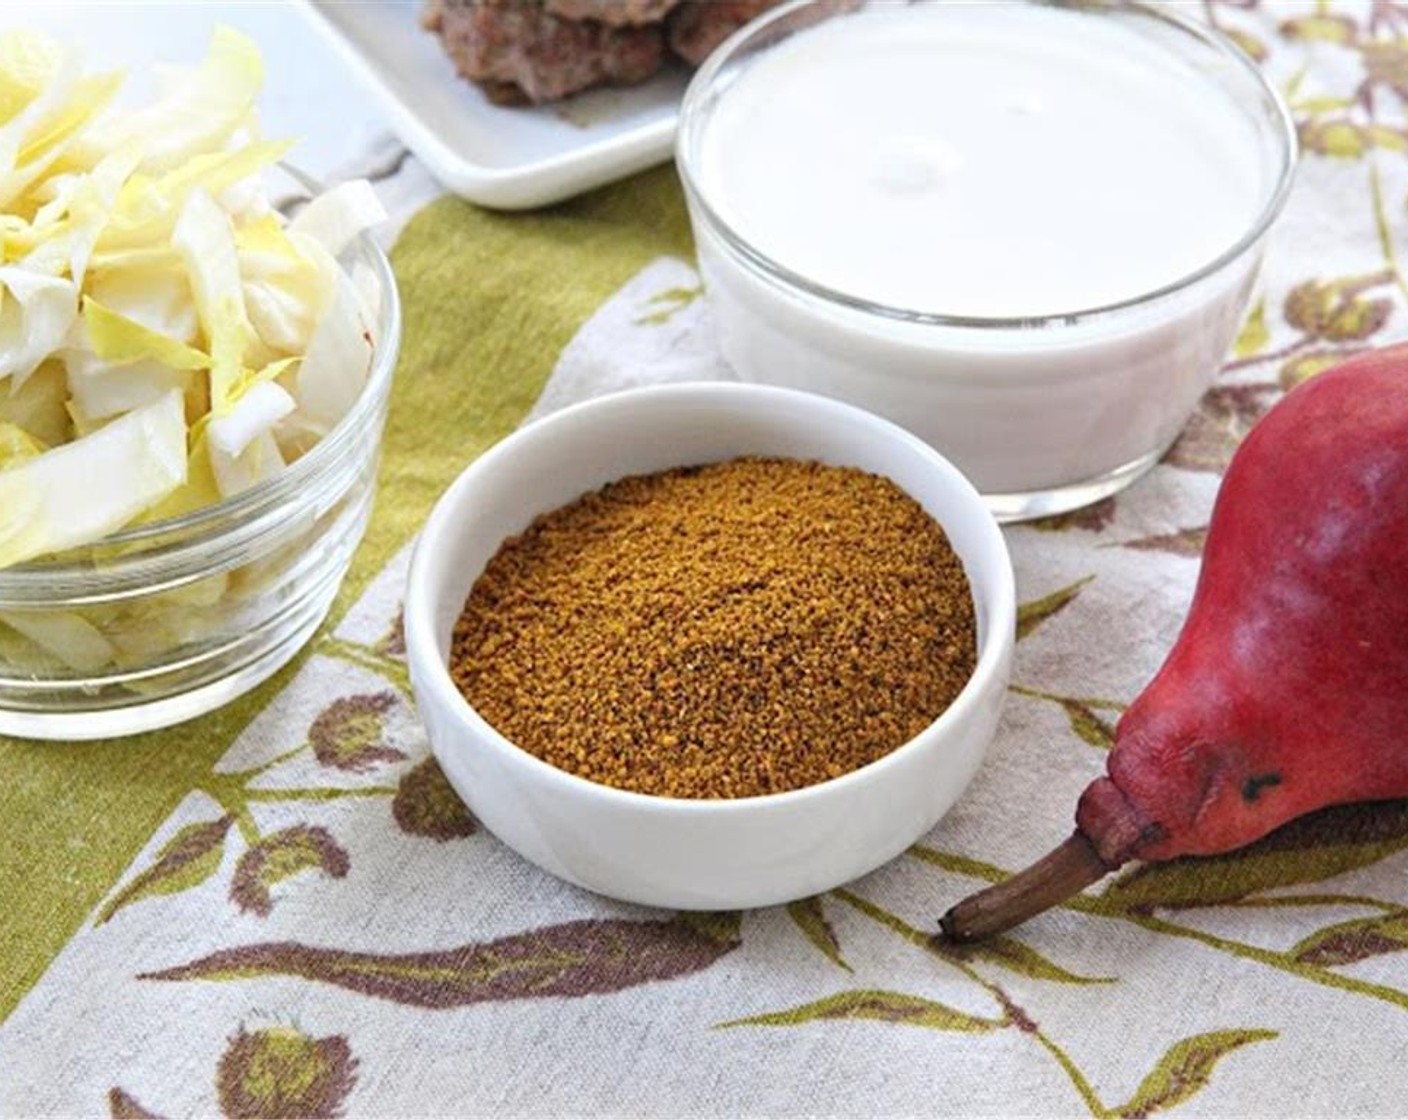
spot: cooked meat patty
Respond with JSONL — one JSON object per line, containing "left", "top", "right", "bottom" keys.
{"left": 546, "top": 0, "right": 682, "bottom": 28}
{"left": 666, "top": 0, "right": 783, "bottom": 66}
{"left": 424, "top": 0, "right": 666, "bottom": 104}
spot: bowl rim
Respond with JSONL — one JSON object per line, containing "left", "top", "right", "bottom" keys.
{"left": 405, "top": 381, "right": 1017, "bottom": 814}
{"left": 675, "top": 0, "right": 1299, "bottom": 331}
{"left": 0, "top": 164, "right": 403, "bottom": 588}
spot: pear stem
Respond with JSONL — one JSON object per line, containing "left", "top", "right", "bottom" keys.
{"left": 939, "top": 831, "right": 1111, "bottom": 943}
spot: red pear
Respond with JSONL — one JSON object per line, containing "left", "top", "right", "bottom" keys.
{"left": 941, "top": 345, "right": 1408, "bottom": 942}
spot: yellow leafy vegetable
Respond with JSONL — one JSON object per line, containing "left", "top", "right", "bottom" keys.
{"left": 83, "top": 296, "right": 210, "bottom": 370}
{"left": 172, "top": 187, "right": 249, "bottom": 417}
{"left": 84, "top": 25, "right": 264, "bottom": 174}
{"left": 0, "top": 389, "right": 186, "bottom": 568}
{"left": 0, "top": 420, "right": 44, "bottom": 468}
{"left": 0, "top": 26, "right": 384, "bottom": 571}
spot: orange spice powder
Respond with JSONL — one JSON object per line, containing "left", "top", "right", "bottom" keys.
{"left": 450, "top": 457, "right": 977, "bottom": 798}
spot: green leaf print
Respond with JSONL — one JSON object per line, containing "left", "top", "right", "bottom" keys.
{"left": 1367, "top": 123, "right": 1408, "bottom": 151}
{"left": 939, "top": 934, "right": 1114, "bottom": 985}
{"left": 1224, "top": 28, "right": 1268, "bottom": 64}
{"left": 1231, "top": 299, "right": 1269, "bottom": 359}
{"left": 717, "top": 989, "right": 1006, "bottom": 1032}
{"left": 141, "top": 916, "right": 741, "bottom": 1007}
{"left": 1102, "top": 800, "right": 1408, "bottom": 912}
{"left": 677, "top": 910, "right": 744, "bottom": 946}
{"left": 1016, "top": 576, "right": 1094, "bottom": 641}
{"left": 1064, "top": 704, "right": 1117, "bottom": 750}
{"left": 377, "top": 608, "right": 406, "bottom": 659}
{"left": 786, "top": 897, "right": 851, "bottom": 972}
{"left": 1291, "top": 94, "right": 1357, "bottom": 116}
{"left": 1292, "top": 911, "right": 1408, "bottom": 967}
{"left": 1113, "top": 1029, "right": 1276, "bottom": 1119}
{"left": 1118, "top": 527, "right": 1208, "bottom": 559}
{"left": 1012, "top": 685, "right": 1122, "bottom": 751}
{"left": 96, "top": 816, "right": 232, "bottom": 926}
{"left": 1281, "top": 347, "right": 1362, "bottom": 391}
{"left": 1320, "top": 290, "right": 1390, "bottom": 340}
{"left": 634, "top": 284, "right": 702, "bottom": 326}
{"left": 1299, "top": 118, "right": 1370, "bottom": 158}
{"left": 1278, "top": 14, "right": 1358, "bottom": 43}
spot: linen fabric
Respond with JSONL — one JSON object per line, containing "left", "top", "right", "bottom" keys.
{"left": 3, "top": 3, "right": 1408, "bottom": 1115}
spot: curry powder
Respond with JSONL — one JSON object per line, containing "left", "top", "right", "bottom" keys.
{"left": 450, "top": 457, "right": 977, "bottom": 799}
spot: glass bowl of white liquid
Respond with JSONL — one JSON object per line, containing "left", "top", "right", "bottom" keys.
{"left": 676, "top": 0, "right": 1296, "bottom": 521}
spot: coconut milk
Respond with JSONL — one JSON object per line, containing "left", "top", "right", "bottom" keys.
{"left": 680, "top": 1, "right": 1291, "bottom": 514}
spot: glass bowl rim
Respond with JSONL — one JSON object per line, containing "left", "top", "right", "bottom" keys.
{"left": 675, "top": 0, "right": 1299, "bottom": 331}
{"left": 0, "top": 164, "right": 402, "bottom": 588}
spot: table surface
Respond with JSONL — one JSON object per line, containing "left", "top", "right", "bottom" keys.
{"left": 6, "top": 2, "right": 1408, "bottom": 1117}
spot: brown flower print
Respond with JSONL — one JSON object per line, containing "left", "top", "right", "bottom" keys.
{"left": 309, "top": 693, "right": 406, "bottom": 773}
{"left": 230, "top": 826, "right": 351, "bottom": 918}
{"left": 216, "top": 1027, "right": 357, "bottom": 1119}
{"left": 392, "top": 756, "right": 477, "bottom": 841}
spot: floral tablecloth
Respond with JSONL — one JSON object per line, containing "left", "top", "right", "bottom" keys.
{"left": 5, "top": 2, "right": 1408, "bottom": 1116}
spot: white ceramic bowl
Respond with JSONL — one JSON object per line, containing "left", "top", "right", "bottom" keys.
{"left": 405, "top": 383, "right": 1014, "bottom": 909}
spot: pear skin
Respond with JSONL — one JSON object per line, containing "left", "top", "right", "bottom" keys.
{"left": 943, "top": 345, "right": 1408, "bottom": 942}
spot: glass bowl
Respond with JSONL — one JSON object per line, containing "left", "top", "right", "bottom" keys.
{"left": 676, "top": 0, "right": 1297, "bottom": 522}
{"left": 0, "top": 171, "right": 402, "bottom": 741}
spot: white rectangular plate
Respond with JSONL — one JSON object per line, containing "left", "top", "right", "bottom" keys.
{"left": 300, "top": 0, "right": 688, "bottom": 210}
